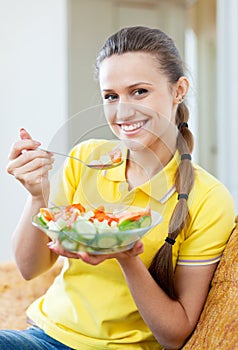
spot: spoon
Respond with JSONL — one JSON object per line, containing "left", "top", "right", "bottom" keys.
{"left": 39, "top": 148, "right": 124, "bottom": 170}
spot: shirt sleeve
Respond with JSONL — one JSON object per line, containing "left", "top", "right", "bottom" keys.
{"left": 177, "top": 183, "right": 236, "bottom": 266}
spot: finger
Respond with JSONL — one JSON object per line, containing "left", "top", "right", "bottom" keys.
{"left": 132, "top": 240, "right": 143, "bottom": 251}
{"left": 8, "top": 128, "right": 41, "bottom": 161}
{"left": 76, "top": 241, "right": 144, "bottom": 264}
{"left": 19, "top": 150, "right": 54, "bottom": 170}
{"left": 76, "top": 252, "right": 107, "bottom": 265}
{"left": 12, "top": 161, "right": 54, "bottom": 182}
{"left": 48, "top": 241, "right": 82, "bottom": 259}
{"left": 7, "top": 150, "right": 54, "bottom": 175}
{"left": 8, "top": 139, "right": 41, "bottom": 161}
{"left": 126, "top": 240, "right": 144, "bottom": 256}
{"left": 19, "top": 127, "right": 33, "bottom": 140}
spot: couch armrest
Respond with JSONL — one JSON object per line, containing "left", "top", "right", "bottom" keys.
{"left": 182, "top": 222, "right": 238, "bottom": 349}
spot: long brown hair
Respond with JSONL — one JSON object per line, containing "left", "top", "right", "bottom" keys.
{"left": 95, "top": 26, "right": 194, "bottom": 299}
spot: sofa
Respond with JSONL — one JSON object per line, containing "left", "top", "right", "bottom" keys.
{"left": 0, "top": 222, "right": 238, "bottom": 349}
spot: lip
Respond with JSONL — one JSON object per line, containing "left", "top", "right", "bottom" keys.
{"left": 116, "top": 120, "right": 148, "bottom": 135}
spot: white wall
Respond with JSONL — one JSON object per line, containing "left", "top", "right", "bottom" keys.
{"left": 0, "top": 0, "right": 68, "bottom": 261}
{"left": 217, "top": 0, "right": 238, "bottom": 211}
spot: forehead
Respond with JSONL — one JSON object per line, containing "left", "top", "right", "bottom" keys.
{"left": 99, "top": 52, "right": 165, "bottom": 87}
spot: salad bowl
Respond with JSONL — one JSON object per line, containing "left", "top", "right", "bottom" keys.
{"left": 32, "top": 203, "right": 162, "bottom": 254}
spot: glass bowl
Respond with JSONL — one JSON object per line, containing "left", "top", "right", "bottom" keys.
{"left": 32, "top": 204, "right": 162, "bottom": 254}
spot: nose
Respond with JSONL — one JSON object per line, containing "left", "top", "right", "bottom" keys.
{"left": 117, "top": 102, "right": 136, "bottom": 121}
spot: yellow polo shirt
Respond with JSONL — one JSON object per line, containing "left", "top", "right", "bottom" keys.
{"left": 27, "top": 139, "right": 235, "bottom": 350}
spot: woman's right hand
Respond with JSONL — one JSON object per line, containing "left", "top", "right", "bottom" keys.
{"left": 6, "top": 128, "right": 54, "bottom": 201}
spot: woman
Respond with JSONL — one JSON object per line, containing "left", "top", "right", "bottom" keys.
{"left": 3, "top": 26, "right": 235, "bottom": 350}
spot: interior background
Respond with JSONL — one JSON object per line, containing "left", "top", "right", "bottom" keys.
{"left": 1, "top": 0, "right": 237, "bottom": 261}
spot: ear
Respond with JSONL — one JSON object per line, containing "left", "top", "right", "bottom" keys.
{"left": 173, "top": 76, "right": 189, "bottom": 104}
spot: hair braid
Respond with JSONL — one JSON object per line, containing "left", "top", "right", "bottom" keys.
{"left": 148, "top": 102, "right": 194, "bottom": 299}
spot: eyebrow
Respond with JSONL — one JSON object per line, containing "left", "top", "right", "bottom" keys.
{"left": 102, "top": 82, "right": 153, "bottom": 92}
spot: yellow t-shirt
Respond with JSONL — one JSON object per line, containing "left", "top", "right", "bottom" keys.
{"left": 27, "top": 139, "right": 236, "bottom": 350}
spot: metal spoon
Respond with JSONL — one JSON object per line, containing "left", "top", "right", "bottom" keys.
{"left": 39, "top": 148, "right": 124, "bottom": 170}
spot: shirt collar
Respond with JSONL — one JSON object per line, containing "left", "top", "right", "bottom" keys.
{"left": 103, "top": 148, "right": 180, "bottom": 204}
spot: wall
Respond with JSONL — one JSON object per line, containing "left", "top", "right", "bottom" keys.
{"left": 0, "top": 0, "right": 68, "bottom": 261}
{"left": 188, "top": 0, "right": 217, "bottom": 175}
{"left": 216, "top": 0, "right": 238, "bottom": 211}
{"left": 67, "top": 0, "right": 188, "bottom": 148}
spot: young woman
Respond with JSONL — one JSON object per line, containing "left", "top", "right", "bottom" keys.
{"left": 3, "top": 26, "right": 235, "bottom": 350}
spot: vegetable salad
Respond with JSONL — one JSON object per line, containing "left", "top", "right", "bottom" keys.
{"left": 36, "top": 203, "right": 152, "bottom": 252}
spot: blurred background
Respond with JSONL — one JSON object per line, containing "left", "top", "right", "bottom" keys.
{"left": 1, "top": 0, "right": 237, "bottom": 261}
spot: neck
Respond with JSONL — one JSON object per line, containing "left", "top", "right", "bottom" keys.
{"left": 128, "top": 139, "right": 176, "bottom": 178}
{"left": 125, "top": 142, "right": 176, "bottom": 191}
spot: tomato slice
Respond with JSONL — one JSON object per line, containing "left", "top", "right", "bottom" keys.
{"left": 40, "top": 208, "right": 55, "bottom": 222}
{"left": 71, "top": 203, "right": 86, "bottom": 213}
{"left": 91, "top": 206, "right": 119, "bottom": 225}
{"left": 117, "top": 207, "right": 151, "bottom": 224}
{"left": 65, "top": 203, "right": 86, "bottom": 213}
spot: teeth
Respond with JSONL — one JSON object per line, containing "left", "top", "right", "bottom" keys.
{"left": 121, "top": 121, "right": 144, "bottom": 131}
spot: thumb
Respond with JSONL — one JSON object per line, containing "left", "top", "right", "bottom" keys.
{"left": 19, "top": 127, "right": 32, "bottom": 140}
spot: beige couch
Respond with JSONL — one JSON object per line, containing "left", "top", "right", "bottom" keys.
{"left": 0, "top": 223, "right": 238, "bottom": 349}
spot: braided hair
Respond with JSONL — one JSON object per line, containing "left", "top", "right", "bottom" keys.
{"left": 95, "top": 26, "right": 194, "bottom": 299}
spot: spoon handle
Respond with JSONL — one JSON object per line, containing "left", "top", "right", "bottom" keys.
{"left": 40, "top": 148, "right": 87, "bottom": 164}
{"left": 39, "top": 148, "right": 123, "bottom": 169}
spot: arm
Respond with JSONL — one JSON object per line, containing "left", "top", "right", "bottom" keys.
{"left": 7, "top": 129, "right": 58, "bottom": 280}
{"left": 12, "top": 195, "right": 58, "bottom": 280}
{"left": 118, "top": 256, "right": 217, "bottom": 349}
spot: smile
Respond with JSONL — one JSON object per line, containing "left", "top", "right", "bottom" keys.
{"left": 120, "top": 121, "right": 146, "bottom": 132}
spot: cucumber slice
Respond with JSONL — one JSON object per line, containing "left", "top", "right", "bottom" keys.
{"left": 51, "top": 218, "right": 68, "bottom": 231}
{"left": 58, "top": 231, "right": 68, "bottom": 242}
{"left": 72, "top": 220, "right": 96, "bottom": 243}
{"left": 67, "top": 231, "right": 93, "bottom": 245}
{"left": 73, "top": 219, "right": 96, "bottom": 233}
{"left": 37, "top": 214, "right": 49, "bottom": 227}
{"left": 118, "top": 233, "right": 138, "bottom": 247}
{"left": 138, "top": 215, "right": 152, "bottom": 228}
{"left": 60, "top": 238, "right": 78, "bottom": 251}
{"left": 118, "top": 220, "right": 140, "bottom": 231}
{"left": 50, "top": 206, "right": 61, "bottom": 213}
{"left": 96, "top": 234, "right": 119, "bottom": 248}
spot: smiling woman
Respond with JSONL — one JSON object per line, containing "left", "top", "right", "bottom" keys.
{"left": 3, "top": 26, "right": 236, "bottom": 350}
{"left": 99, "top": 51, "right": 187, "bottom": 155}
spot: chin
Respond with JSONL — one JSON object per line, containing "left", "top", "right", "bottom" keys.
{"left": 123, "top": 138, "right": 148, "bottom": 151}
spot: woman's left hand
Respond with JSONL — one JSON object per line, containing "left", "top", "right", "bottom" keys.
{"left": 47, "top": 240, "right": 144, "bottom": 265}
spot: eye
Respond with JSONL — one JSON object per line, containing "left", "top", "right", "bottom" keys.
{"left": 103, "top": 93, "right": 118, "bottom": 102}
{"left": 134, "top": 88, "right": 148, "bottom": 96}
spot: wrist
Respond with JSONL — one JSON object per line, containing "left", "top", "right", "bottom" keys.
{"left": 30, "top": 194, "right": 49, "bottom": 207}
{"left": 117, "top": 255, "right": 141, "bottom": 269}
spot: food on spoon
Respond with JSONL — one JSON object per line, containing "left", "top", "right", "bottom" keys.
{"left": 109, "top": 148, "right": 122, "bottom": 164}
{"left": 36, "top": 203, "right": 152, "bottom": 251}
{"left": 89, "top": 148, "right": 122, "bottom": 167}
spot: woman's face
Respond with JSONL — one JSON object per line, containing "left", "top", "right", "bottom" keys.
{"left": 99, "top": 52, "right": 179, "bottom": 151}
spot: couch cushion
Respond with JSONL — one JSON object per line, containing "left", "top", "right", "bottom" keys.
{"left": 182, "top": 222, "right": 238, "bottom": 349}
{"left": 0, "top": 261, "right": 62, "bottom": 330}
